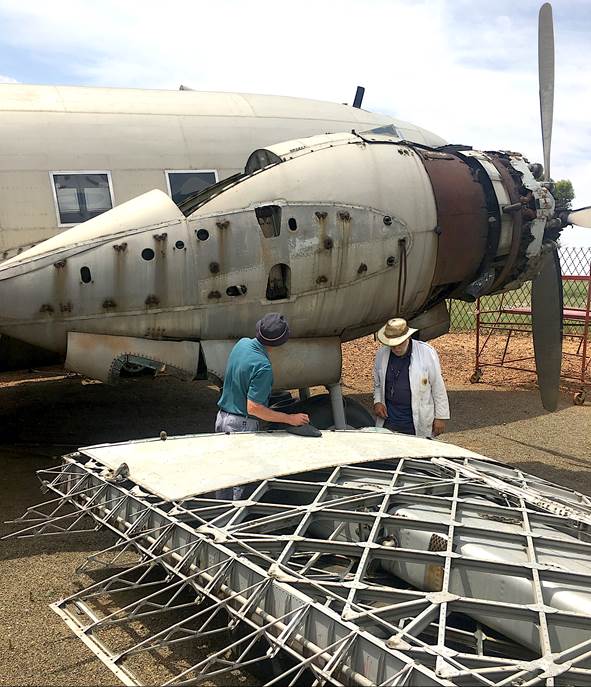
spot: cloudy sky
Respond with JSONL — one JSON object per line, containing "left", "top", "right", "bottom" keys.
{"left": 0, "top": 0, "right": 589, "bottom": 240}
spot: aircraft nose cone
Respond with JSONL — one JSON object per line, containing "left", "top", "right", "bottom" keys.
{"left": 0, "top": 190, "right": 186, "bottom": 351}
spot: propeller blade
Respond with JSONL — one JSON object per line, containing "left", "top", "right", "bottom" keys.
{"left": 538, "top": 2, "right": 554, "bottom": 180}
{"left": 531, "top": 246, "right": 563, "bottom": 411}
{"left": 566, "top": 206, "right": 591, "bottom": 228}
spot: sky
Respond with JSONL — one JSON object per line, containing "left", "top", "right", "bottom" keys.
{"left": 0, "top": 0, "right": 589, "bottom": 242}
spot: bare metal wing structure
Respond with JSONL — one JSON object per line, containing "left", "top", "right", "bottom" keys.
{"left": 5, "top": 431, "right": 591, "bottom": 686}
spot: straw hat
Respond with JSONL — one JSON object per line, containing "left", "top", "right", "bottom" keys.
{"left": 377, "top": 318, "right": 417, "bottom": 347}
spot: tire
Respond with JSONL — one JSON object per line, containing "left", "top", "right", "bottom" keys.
{"left": 276, "top": 393, "right": 374, "bottom": 429}
{"left": 269, "top": 391, "right": 294, "bottom": 409}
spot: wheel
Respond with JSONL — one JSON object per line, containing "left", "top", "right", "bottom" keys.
{"left": 119, "top": 361, "right": 154, "bottom": 377}
{"left": 470, "top": 368, "right": 483, "bottom": 384}
{"left": 269, "top": 390, "right": 294, "bottom": 408}
{"left": 573, "top": 391, "right": 586, "bottom": 406}
{"left": 274, "top": 393, "right": 374, "bottom": 430}
{"left": 270, "top": 393, "right": 374, "bottom": 429}
{"left": 342, "top": 395, "right": 375, "bottom": 428}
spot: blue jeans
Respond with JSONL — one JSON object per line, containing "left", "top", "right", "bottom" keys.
{"left": 214, "top": 410, "right": 259, "bottom": 499}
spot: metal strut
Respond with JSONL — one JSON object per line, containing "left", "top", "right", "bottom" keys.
{"left": 6, "top": 448, "right": 591, "bottom": 686}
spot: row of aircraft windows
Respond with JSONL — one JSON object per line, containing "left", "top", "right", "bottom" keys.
{"left": 51, "top": 170, "right": 218, "bottom": 226}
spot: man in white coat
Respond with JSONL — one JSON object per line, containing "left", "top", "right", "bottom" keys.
{"left": 373, "top": 318, "right": 449, "bottom": 438}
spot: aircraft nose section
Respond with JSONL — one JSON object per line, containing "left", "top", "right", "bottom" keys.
{"left": 0, "top": 190, "right": 184, "bottom": 271}
{"left": 0, "top": 190, "right": 187, "bottom": 351}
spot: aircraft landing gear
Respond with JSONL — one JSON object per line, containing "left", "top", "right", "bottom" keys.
{"left": 328, "top": 383, "right": 347, "bottom": 429}
{"left": 271, "top": 388, "right": 373, "bottom": 430}
{"left": 298, "top": 387, "right": 310, "bottom": 401}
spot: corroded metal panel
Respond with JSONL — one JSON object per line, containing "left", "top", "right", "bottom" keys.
{"left": 65, "top": 332, "right": 200, "bottom": 383}
{"left": 487, "top": 154, "right": 525, "bottom": 291}
{"left": 416, "top": 149, "right": 488, "bottom": 287}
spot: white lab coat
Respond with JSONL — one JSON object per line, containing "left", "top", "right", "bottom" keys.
{"left": 373, "top": 340, "right": 450, "bottom": 438}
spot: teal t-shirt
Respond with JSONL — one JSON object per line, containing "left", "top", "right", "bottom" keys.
{"left": 218, "top": 338, "right": 274, "bottom": 417}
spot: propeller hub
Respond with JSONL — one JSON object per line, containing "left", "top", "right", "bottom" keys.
{"left": 529, "top": 162, "right": 544, "bottom": 180}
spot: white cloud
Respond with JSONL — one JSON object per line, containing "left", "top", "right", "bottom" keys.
{"left": 0, "top": 0, "right": 588, "bottom": 206}
{"left": 0, "top": 74, "right": 18, "bottom": 83}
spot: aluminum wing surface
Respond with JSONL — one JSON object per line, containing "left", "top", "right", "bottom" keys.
{"left": 6, "top": 431, "right": 591, "bottom": 686}
{"left": 78, "top": 430, "right": 482, "bottom": 500}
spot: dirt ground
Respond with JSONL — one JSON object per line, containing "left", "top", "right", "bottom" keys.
{"left": 1, "top": 332, "right": 590, "bottom": 685}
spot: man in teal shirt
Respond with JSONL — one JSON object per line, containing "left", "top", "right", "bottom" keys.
{"left": 215, "top": 313, "right": 309, "bottom": 500}
{"left": 216, "top": 313, "right": 309, "bottom": 433}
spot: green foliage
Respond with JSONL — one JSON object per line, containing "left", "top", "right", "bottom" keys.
{"left": 553, "top": 179, "right": 575, "bottom": 211}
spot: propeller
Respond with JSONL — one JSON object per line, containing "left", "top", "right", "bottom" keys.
{"left": 531, "top": 247, "right": 563, "bottom": 411}
{"left": 561, "top": 205, "right": 591, "bottom": 229}
{"left": 538, "top": 2, "right": 554, "bottom": 181}
{"left": 531, "top": 2, "right": 563, "bottom": 411}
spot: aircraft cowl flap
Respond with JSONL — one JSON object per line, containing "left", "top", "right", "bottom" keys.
{"left": 65, "top": 332, "right": 200, "bottom": 384}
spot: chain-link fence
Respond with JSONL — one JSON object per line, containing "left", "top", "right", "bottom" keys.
{"left": 447, "top": 245, "right": 591, "bottom": 332}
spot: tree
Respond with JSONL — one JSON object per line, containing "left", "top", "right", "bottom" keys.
{"left": 553, "top": 179, "right": 575, "bottom": 211}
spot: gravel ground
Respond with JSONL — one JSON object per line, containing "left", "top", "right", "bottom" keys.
{"left": 1, "top": 333, "right": 590, "bottom": 685}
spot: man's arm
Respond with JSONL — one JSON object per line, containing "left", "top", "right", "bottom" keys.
{"left": 247, "top": 399, "right": 309, "bottom": 426}
{"left": 247, "top": 366, "right": 309, "bottom": 426}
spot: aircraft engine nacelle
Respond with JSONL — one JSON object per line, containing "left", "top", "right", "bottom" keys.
{"left": 180, "top": 130, "right": 556, "bottom": 341}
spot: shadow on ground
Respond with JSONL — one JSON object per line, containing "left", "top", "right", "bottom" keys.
{"left": 347, "top": 388, "right": 572, "bottom": 432}
{"left": 0, "top": 373, "right": 221, "bottom": 537}
{"left": 0, "top": 374, "right": 220, "bottom": 449}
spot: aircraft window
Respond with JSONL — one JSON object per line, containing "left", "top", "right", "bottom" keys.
{"left": 178, "top": 173, "right": 243, "bottom": 217}
{"left": 358, "top": 124, "right": 402, "bottom": 141}
{"left": 245, "top": 149, "right": 282, "bottom": 174}
{"left": 52, "top": 172, "right": 113, "bottom": 225}
{"left": 266, "top": 263, "right": 290, "bottom": 301}
{"left": 141, "top": 248, "right": 155, "bottom": 261}
{"left": 288, "top": 218, "right": 297, "bottom": 231}
{"left": 166, "top": 170, "right": 218, "bottom": 205}
{"left": 256, "top": 205, "right": 281, "bottom": 238}
{"left": 175, "top": 240, "right": 185, "bottom": 250}
{"left": 196, "top": 229, "right": 209, "bottom": 241}
{"left": 80, "top": 266, "right": 92, "bottom": 284}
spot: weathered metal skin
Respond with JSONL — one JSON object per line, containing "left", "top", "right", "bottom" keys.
{"left": 64, "top": 332, "right": 201, "bottom": 384}
{"left": 201, "top": 337, "right": 341, "bottom": 390}
{"left": 0, "top": 131, "right": 554, "bottom": 386}
{"left": 415, "top": 149, "right": 488, "bottom": 289}
{"left": 0, "top": 85, "right": 447, "bottom": 258}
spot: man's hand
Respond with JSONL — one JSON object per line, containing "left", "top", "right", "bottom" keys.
{"left": 374, "top": 402, "right": 388, "bottom": 419}
{"left": 432, "top": 419, "right": 446, "bottom": 437}
{"left": 287, "top": 413, "right": 310, "bottom": 427}
{"left": 247, "top": 400, "right": 309, "bottom": 426}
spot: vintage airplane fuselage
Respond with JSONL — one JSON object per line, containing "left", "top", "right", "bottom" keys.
{"left": 0, "top": 84, "right": 446, "bottom": 259}
{"left": 0, "top": 131, "right": 555, "bottom": 386}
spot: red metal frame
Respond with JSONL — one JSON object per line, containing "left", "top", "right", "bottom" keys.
{"left": 473, "top": 262, "right": 591, "bottom": 403}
